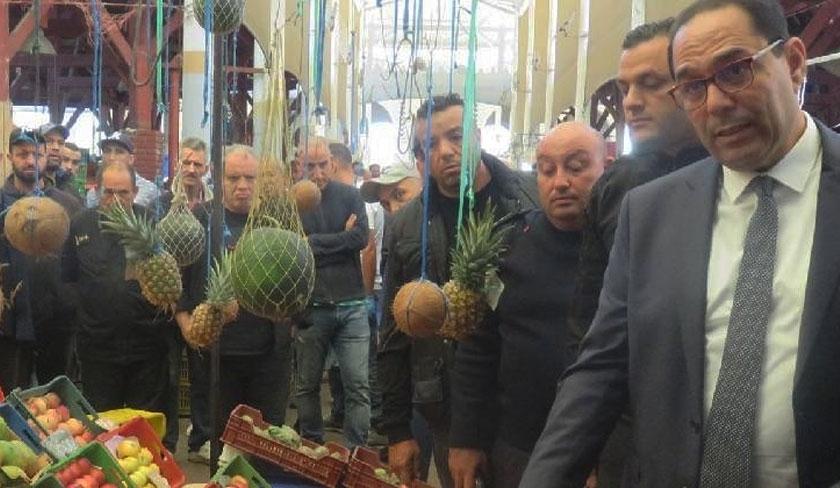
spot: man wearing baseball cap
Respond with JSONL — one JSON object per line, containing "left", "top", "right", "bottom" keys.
{"left": 38, "top": 123, "right": 78, "bottom": 197}
{"left": 0, "top": 128, "right": 81, "bottom": 390}
{"left": 85, "top": 131, "right": 160, "bottom": 208}
{"left": 360, "top": 165, "right": 422, "bottom": 214}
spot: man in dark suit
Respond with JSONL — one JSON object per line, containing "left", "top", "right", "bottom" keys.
{"left": 520, "top": 0, "right": 840, "bottom": 487}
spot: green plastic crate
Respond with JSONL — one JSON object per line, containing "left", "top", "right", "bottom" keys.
{"left": 208, "top": 455, "right": 271, "bottom": 488}
{"left": 34, "top": 441, "right": 133, "bottom": 488}
{"left": 9, "top": 376, "right": 104, "bottom": 458}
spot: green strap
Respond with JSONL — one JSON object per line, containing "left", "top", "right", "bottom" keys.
{"left": 456, "top": 0, "right": 480, "bottom": 247}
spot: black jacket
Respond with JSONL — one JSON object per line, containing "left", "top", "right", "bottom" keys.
{"left": 0, "top": 177, "right": 82, "bottom": 342}
{"left": 62, "top": 206, "right": 171, "bottom": 361}
{"left": 378, "top": 152, "right": 538, "bottom": 443}
{"left": 178, "top": 204, "right": 278, "bottom": 356}
{"left": 300, "top": 180, "right": 369, "bottom": 304}
{"left": 569, "top": 145, "right": 708, "bottom": 340}
{"left": 449, "top": 210, "right": 582, "bottom": 453}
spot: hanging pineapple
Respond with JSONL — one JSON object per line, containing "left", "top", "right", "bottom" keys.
{"left": 439, "top": 206, "right": 510, "bottom": 340}
{"left": 101, "top": 203, "right": 182, "bottom": 312}
{"left": 184, "top": 252, "right": 237, "bottom": 349}
{"left": 157, "top": 178, "right": 206, "bottom": 267}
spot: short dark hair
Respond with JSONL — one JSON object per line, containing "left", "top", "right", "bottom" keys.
{"left": 413, "top": 93, "right": 465, "bottom": 159}
{"left": 65, "top": 142, "right": 80, "bottom": 152}
{"left": 96, "top": 160, "right": 137, "bottom": 191}
{"left": 415, "top": 93, "right": 464, "bottom": 121}
{"left": 328, "top": 142, "right": 353, "bottom": 168}
{"left": 668, "top": 0, "right": 789, "bottom": 76}
{"left": 623, "top": 18, "right": 674, "bottom": 50}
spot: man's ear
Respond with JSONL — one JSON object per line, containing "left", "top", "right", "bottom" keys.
{"left": 785, "top": 37, "right": 808, "bottom": 93}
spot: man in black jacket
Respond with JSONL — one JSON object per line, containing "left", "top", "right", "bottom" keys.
{"left": 568, "top": 18, "right": 707, "bottom": 487}
{"left": 0, "top": 129, "right": 81, "bottom": 391}
{"left": 378, "top": 93, "right": 538, "bottom": 488}
{"left": 63, "top": 162, "right": 170, "bottom": 414}
{"left": 296, "top": 138, "right": 371, "bottom": 448}
{"left": 176, "top": 144, "right": 293, "bottom": 442}
{"left": 448, "top": 122, "right": 606, "bottom": 488}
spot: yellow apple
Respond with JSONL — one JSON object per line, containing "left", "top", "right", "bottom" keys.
{"left": 137, "top": 447, "right": 153, "bottom": 466}
{"left": 118, "top": 456, "right": 140, "bottom": 474}
{"left": 129, "top": 470, "right": 148, "bottom": 487}
{"left": 116, "top": 439, "right": 141, "bottom": 459}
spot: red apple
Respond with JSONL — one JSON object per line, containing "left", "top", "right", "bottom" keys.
{"left": 67, "top": 462, "right": 82, "bottom": 480}
{"left": 229, "top": 475, "right": 250, "bottom": 488}
{"left": 44, "top": 392, "right": 62, "bottom": 409}
{"left": 56, "top": 469, "right": 73, "bottom": 486}
{"left": 56, "top": 405, "right": 70, "bottom": 422}
{"left": 77, "top": 458, "right": 92, "bottom": 474}
{"left": 101, "top": 484, "right": 117, "bottom": 488}
{"left": 90, "top": 468, "right": 105, "bottom": 486}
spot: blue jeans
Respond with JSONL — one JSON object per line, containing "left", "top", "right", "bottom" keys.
{"left": 295, "top": 304, "right": 370, "bottom": 447}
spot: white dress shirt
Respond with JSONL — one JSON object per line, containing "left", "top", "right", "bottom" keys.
{"left": 704, "top": 113, "right": 822, "bottom": 487}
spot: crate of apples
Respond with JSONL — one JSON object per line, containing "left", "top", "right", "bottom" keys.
{"left": 25, "top": 393, "right": 95, "bottom": 446}
{"left": 54, "top": 458, "right": 118, "bottom": 488}
{"left": 114, "top": 438, "right": 167, "bottom": 488}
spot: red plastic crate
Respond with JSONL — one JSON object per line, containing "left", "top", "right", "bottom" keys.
{"left": 97, "top": 417, "right": 186, "bottom": 488}
{"left": 343, "top": 447, "right": 432, "bottom": 488}
{"left": 221, "top": 404, "right": 349, "bottom": 488}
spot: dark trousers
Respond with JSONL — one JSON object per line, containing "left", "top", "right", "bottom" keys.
{"left": 187, "top": 347, "right": 211, "bottom": 452}
{"left": 189, "top": 327, "right": 294, "bottom": 440}
{"left": 80, "top": 353, "right": 169, "bottom": 414}
{"left": 0, "top": 338, "right": 34, "bottom": 392}
{"left": 162, "top": 329, "right": 183, "bottom": 452}
{"left": 489, "top": 439, "right": 531, "bottom": 488}
{"left": 35, "top": 331, "right": 75, "bottom": 385}
{"left": 419, "top": 412, "right": 453, "bottom": 488}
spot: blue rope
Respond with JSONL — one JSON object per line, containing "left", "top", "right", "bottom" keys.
{"left": 201, "top": 0, "right": 214, "bottom": 127}
{"left": 448, "top": 0, "right": 458, "bottom": 92}
{"left": 231, "top": 30, "right": 239, "bottom": 95}
{"left": 402, "top": 0, "right": 410, "bottom": 39}
{"left": 392, "top": 0, "right": 399, "bottom": 64}
{"left": 419, "top": 67, "right": 434, "bottom": 280}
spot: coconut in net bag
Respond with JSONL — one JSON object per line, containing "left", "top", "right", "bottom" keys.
{"left": 230, "top": 23, "right": 315, "bottom": 322}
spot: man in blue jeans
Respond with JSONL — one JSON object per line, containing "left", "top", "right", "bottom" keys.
{"left": 296, "top": 138, "right": 371, "bottom": 447}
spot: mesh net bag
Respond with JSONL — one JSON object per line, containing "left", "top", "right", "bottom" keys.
{"left": 193, "top": 0, "right": 245, "bottom": 34}
{"left": 230, "top": 22, "right": 315, "bottom": 322}
{"left": 157, "top": 176, "right": 206, "bottom": 267}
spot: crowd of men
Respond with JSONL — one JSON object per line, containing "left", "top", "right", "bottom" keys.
{"left": 1, "top": 0, "right": 839, "bottom": 486}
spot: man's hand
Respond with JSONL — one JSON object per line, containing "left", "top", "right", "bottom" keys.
{"left": 388, "top": 439, "right": 421, "bottom": 485}
{"left": 448, "top": 448, "right": 488, "bottom": 488}
{"left": 345, "top": 213, "right": 358, "bottom": 231}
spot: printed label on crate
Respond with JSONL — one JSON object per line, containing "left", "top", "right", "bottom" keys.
{"left": 43, "top": 429, "right": 77, "bottom": 459}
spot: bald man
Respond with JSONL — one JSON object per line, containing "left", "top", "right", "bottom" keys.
{"left": 448, "top": 122, "right": 606, "bottom": 488}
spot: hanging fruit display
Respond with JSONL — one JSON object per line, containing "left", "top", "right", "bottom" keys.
{"left": 4, "top": 196, "right": 70, "bottom": 257}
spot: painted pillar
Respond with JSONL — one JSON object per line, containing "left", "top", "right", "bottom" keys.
{"left": 181, "top": 9, "right": 212, "bottom": 145}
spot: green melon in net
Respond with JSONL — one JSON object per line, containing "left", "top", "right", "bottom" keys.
{"left": 231, "top": 227, "right": 314, "bottom": 321}
{"left": 193, "top": 0, "right": 245, "bottom": 34}
{"left": 157, "top": 204, "right": 205, "bottom": 267}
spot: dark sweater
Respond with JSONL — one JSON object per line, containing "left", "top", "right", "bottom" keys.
{"left": 569, "top": 145, "right": 708, "bottom": 340}
{"left": 300, "top": 180, "right": 369, "bottom": 304}
{"left": 179, "top": 204, "right": 276, "bottom": 356}
{"left": 450, "top": 210, "right": 582, "bottom": 452}
{"left": 62, "top": 206, "right": 170, "bottom": 361}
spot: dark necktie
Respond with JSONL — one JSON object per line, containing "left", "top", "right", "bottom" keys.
{"left": 700, "top": 176, "right": 778, "bottom": 487}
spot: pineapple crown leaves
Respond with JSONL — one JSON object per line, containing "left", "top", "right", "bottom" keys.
{"left": 100, "top": 202, "right": 163, "bottom": 262}
{"left": 205, "top": 250, "right": 235, "bottom": 306}
{"left": 450, "top": 203, "right": 512, "bottom": 291}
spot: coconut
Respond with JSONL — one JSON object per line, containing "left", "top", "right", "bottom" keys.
{"left": 392, "top": 280, "right": 448, "bottom": 338}
{"left": 291, "top": 180, "right": 321, "bottom": 214}
{"left": 4, "top": 196, "right": 69, "bottom": 257}
{"left": 231, "top": 227, "right": 315, "bottom": 321}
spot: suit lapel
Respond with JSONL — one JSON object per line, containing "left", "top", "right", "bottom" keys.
{"left": 795, "top": 123, "right": 840, "bottom": 385}
{"left": 677, "top": 159, "right": 720, "bottom": 409}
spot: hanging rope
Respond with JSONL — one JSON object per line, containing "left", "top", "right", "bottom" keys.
{"left": 90, "top": 0, "right": 103, "bottom": 120}
{"left": 456, "top": 0, "right": 479, "bottom": 236}
{"left": 155, "top": 0, "right": 164, "bottom": 110}
{"left": 419, "top": 59, "right": 434, "bottom": 280}
{"left": 202, "top": 0, "right": 214, "bottom": 127}
{"left": 448, "top": 0, "right": 458, "bottom": 92}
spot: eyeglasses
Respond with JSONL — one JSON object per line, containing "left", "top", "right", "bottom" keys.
{"left": 669, "top": 39, "right": 784, "bottom": 111}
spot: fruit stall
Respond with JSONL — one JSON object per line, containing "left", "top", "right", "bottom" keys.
{"left": 0, "top": 376, "right": 425, "bottom": 488}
